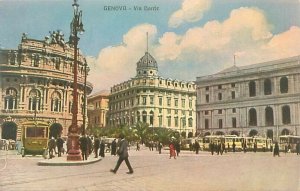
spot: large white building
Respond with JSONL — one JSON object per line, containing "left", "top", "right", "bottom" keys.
{"left": 108, "top": 51, "right": 196, "bottom": 137}
{"left": 196, "top": 55, "right": 300, "bottom": 140}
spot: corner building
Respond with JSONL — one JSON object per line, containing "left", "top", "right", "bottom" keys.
{"left": 108, "top": 52, "right": 196, "bottom": 136}
{"left": 87, "top": 90, "right": 109, "bottom": 128}
{"left": 196, "top": 55, "right": 300, "bottom": 140}
{"left": 0, "top": 32, "right": 93, "bottom": 140}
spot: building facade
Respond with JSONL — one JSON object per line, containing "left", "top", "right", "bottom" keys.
{"left": 87, "top": 90, "right": 109, "bottom": 128}
{"left": 196, "top": 55, "right": 300, "bottom": 140}
{"left": 0, "top": 31, "right": 92, "bottom": 140}
{"left": 108, "top": 52, "right": 196, "bottom": 136}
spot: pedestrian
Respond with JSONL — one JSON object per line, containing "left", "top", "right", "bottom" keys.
{"left": 220, "top": 141, "right": 225, "bottom": 155}
{"left": 175, "top": 141, "right": 180, "bottom": 157}
{"left": 284, "top": 144, "right": 288, "bottom": 154}
{"left": 242, "top": 140, "right": 247, "bottom": 153}
{"left": 209, "top": 142, "right": 214, "bottom": 155}
{"left": 48, "top": 137, "right": 56, "bottom": 159}
{"left": 253, "top": 141, "right": 257, "bottom": 153}
{"left": 56, "top": 135, "right": 64, "bottom": 157}
{"left": 232, "top": 141, "right": 236, "bottom": 153}
{"left": 79, "top": 135, "right": 88, "bottom": 160}
{"left": 288, "top": 144, "right": 291, "bottom": 153}
{"left": 194, "top": 141, "right": 200, "bottom": 154}
{"left": 111, "top": 138, "right": 117, "bottom": 156}
{"left": 136, "top": 142, "right": 140, "bottom": 151}
{"left": 217, "top": 141, "right": 221, "bottom": 155}
{"left": 169, "top": 140, "right": 176, "bottom": 159}
{"left": 110, "top": 134, "right": 134, "bottom": 174}
{"left": 94, "top": 136, "right": 100, "bottom": 158}
{"left": 273, "top": 142, "right": 280, "bottom": 157}
{"left": 99, "top": 140, "right": 105, "bottom": 158}
{"left": 87, "top": 135, "right": 93, "bottom": 156}
{"left": 158, "top": 142, "right": 162, "bottom": 154}
{"left": 296, "top": 142, "right": 300, "bottom": 155}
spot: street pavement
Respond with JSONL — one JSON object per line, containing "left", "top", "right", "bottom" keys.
{"left": 0, "top": 146, "right": 299, "bottom": 191}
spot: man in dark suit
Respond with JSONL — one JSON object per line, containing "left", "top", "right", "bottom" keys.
{"left": 110, "top": 134, "right": 133, "bottom": 174}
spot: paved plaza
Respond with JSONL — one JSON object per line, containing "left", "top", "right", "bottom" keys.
{"left": 0, "top": 146, "right": 299, "bottom": 191}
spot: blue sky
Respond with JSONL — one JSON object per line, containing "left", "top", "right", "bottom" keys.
{"left": 0, "top": 0, "right": 300, "bottom": 93}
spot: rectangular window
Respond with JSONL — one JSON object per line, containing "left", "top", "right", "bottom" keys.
{"left": 231, "top": 83, "right": 235, "bottom": 88}
{"left": 231, "top": 91, "right": 235, "bottom": 99}
{"left": 205, "top": 86, "right": 209, "bottom": 91}
{"left": 218, "top": 109, "right": 222, "bottom": 114}
{"left": 189, "top": 111, "right": 192, "bottom": 116}
{"left": 150, "top": 96, "right": 154, "bottom": 105}
{"left": 219, "top": 119, "right": 223, "bottom": 129}
{"left": 159, "top": 108, "right": 162, "bottom": 113}
{"left": 206, "top": 95, "right": 209, "bottom": 103}
{"left": 175, "top": 99, "right": 178, "bottom": 107}
{"left": 168, "top": 117, "right": 171, "bottom": 127}
{"left": 167, "top": 98, "right": 171, "bottom": 106}
{"left": 232, "top": 117, "right": 237, "bottom": 128}
{"left": 205, "top": 119, "right": 209, "bottom": 129}
{"left": 175, "top": 117, "right": 178, "bottom": 127}
{"left": 175, "top": 110, "right": 178, "bottom": 114}
{"left": 159, "top": 97, "right": 163, "bottom": 106}
{"left": 182, "top": 99, "right": 185, "bottom": 108}
{"left": 167, "top": 109, "right": 171, "bottom": 114}
{"left": 204, "top": 111, "right": 209, "bottom": 115}
{"left": 232, "top": 108, "right": 236, "bottom": 113}
{"left": 218, "top": 85, "right": 222, "bottom": 89}
{"left": 189, "top": 100, "right": 192, "bottom": 108}
{"left": 218, "top": 93, "right": 222, "bottom": 100}
{"left": 142, "top": 96, "right": 146, "bottom": 105}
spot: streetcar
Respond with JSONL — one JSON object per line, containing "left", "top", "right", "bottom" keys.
{"left": 279, "top": 135, "right": 300, "bottom": 152}
{"left": 20, "top": 120, "right": 49, "bottom": 158}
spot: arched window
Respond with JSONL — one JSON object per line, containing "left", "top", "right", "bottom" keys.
{"left": 149, "top": 111, "right": 154, "bottom": 125}
{"left": 280, "top": 77, "right": 288, "bottom": 93}
{"left": 265, "top": 107, "right": 274, "bottom": 126}
{"left": 28, "top": 89, "right": 41, "bottom": 111}
{"left": 51, "top": 91, "right": 62, "bottom": 112}
{"left": 249, "top": 81, "right": 256, "bottom": 97}
{"left": 249, "top": 108, "right": 257, "bottom": 126}
{"left": 5, "top": 88, "right": 18, "bottom": 110}
{"left": 282, "top": 105, "right": 291, "bottom": 124}
{"left": 142, "top": 111, "right": 147, "bottom": 123}
{"left": 264, "top": 79, "right": 272, "bottom": 95}
{"left": 137, "top": 111, "right": 141, "bottom": 122}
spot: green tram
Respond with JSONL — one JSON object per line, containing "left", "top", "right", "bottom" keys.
{"left": 20, "top": 120, "right": 49, "bottom": 158}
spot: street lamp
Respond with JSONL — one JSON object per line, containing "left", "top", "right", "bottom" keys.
{"left": 67, "top": 0, "right": 85, "bottom": 161}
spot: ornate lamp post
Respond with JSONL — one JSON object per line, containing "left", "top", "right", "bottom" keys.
{"left": 67, "top": 0, "right": 85, "bottom": 161}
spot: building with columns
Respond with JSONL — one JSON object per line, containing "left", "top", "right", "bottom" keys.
{"left": 196, "top": 55, "right": 300, "bottom": 140}
{"left": 87, "top": 90, "right": 109, "bottom": 129}
{"left": 0, "top": 31, "right": 92, "bottom": 141}
{"left": 108, "top": 52, "right": 196, "bottom": 136}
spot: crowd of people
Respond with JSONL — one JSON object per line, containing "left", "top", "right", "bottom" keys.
{"left": 47, "top": 135, "right": 118, "bottom": 160}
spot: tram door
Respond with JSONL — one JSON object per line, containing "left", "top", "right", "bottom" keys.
{"left": 1, "top": 121, "right": 17, "bottom": 140}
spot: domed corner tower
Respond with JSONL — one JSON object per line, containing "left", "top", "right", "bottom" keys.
{"left": 136, "top": 51, "right": 158, "bottom": 78}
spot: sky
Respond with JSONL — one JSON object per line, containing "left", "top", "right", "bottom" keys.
{"left": 0, "top": 0, "right": 300, "bottom": 94}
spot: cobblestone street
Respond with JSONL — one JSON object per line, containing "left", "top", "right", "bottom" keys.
{"left": 0, "top": 147, "right": 299, "bottom": 191}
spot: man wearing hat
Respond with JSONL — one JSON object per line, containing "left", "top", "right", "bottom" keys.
{"left": 110, "top": 134, "right": 134, "bottom": 174}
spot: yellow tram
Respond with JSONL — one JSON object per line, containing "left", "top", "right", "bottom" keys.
{"left": 20, "top": 120, "right": 49, "bottom": 158}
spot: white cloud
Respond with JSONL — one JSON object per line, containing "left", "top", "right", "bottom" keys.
{"left": 87, "top": 24, "right": 157, "bottom": 92}
{"left": 169, "top": 0, "right": 212, "bottom": 28}
{"left": 89, "top": 7, "right": 300, "bottom": 92}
